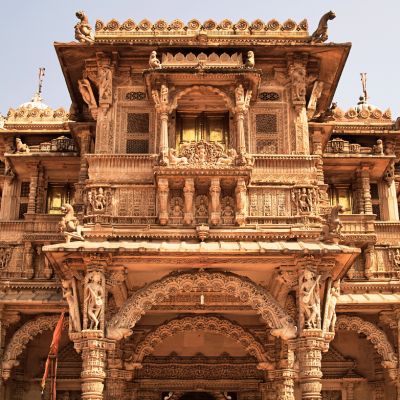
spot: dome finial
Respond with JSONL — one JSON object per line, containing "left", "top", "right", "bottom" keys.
{"left": 360, "top": 72, "right": 368, "bottom": 103}
{"left": 32, "top": 67, "right": 46, "bottom": 102}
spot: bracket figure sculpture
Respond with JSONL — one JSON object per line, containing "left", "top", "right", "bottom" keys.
{"left": 245, "top": 51, "right": 255, "bottom": 68}
{"left": 59, "top": 204, "right": 84, "bottom": 243}
{"left": 322, "top": 279, "right": 340, "bottom": 333}
{"left": 149, "top": 50, "right": 162, "bottom": 69}
{"left": 74, "top": 11, "right": 95, "bottom": 44}
{"left": 84, "top": 270, "right": 104, "bottom": 330}
{"left": 62, "top": 278, "right": 82, "bottom": 332}
{"left": 299, "top": 268, "right": 321, "bottom": 330}
{"left": 15, "top": 138, "right": 30, "bottom": 153}
{"left": 322, "top": 204, "right": 344, "bottom": 243}
{"left": 310, "top": 11, "right": 336, "bottom": 44}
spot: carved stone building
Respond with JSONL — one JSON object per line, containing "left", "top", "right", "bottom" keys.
{"left": 0, "top": 11, "right": 399, "bottom": 400}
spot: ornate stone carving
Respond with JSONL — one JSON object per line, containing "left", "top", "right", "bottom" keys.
{"left": 127, "top": 316, "right": 272, "bottom": 368}
{"left": 78, "top": 78, "right": 98, "bottom": 118}
{"left": 336, "top": 315, "right": 398, "bottom": 373}
{"left": 330, "top": 104, "right": 392, "bottom": 122}
{"left": 107, "top": 270, "right": 296, "bottom": 341}
{"left": 167, "top": 148, "right": 188, "bottom": 166}
{"left": 299, "top": 268, "right": 321, "bottom": 330}
{"left": 149, "top": 51, "right": 162, "bottom": 69}
{"left": 157, "top": 178, "right": 169, "bottom": 225}
{"left": 86, "top": 187, "right": 113, "bottom": 214}
{"left": 291, "top": 187, "right": 317, "bottom": 215}
{"left": 0, "top": 247, "right": 12, "bottom": 270}
{"left": 2, "top": 315, "right": 68, "bottom": 380}
{"left": 15, "top": 138, "right": 30, "bottom": 153}
{"left": 98, "top": 66, "right": 112, "bottom": 105}
{"left": 59, "top": 204, "right": 84, "bottom": 243}
{"left": 183, "top": 178, "right": 195, "bottom": 225}
{"left": 310, "top": 11, "right": 336, "bottom": 44}
{"left": 209, "top": 178, "right": 221, "bottom": 225}
{"left": 75, "top": 11, "right": 95, "bottom": 43}
{"left": 288, "top": 61, "right": 306, "bottom": 104}
{"left": 84, "top": 270, "right": 105, "bottom": 330}
{"left": 221, "top": 196, "right": 235, "bottom": 224}
{"left": 322, "top": 279, "right": 340, "bottom": 333}
{"left": 62, "top": 278, "right": 82, "bottom": 332}
{"left": 169, "top": 196, "right": 184, "bottom": 224}
{"left": 161, "top": 52, "right": 244, "bottom": 68}
{"left": 245, "top": 51, "right": 255, "bottom": 68}
{"left": 235, "top": 178, "right": 247, "bottom": 226}
{"left": 195, "top": 195, "right": 209, "bottom": 223}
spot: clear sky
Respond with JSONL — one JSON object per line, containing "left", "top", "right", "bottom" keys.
{"left": 0, "top": 0, "right": 399, "bottom": 116}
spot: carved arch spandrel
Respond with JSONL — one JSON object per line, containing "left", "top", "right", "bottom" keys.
{"left": 336, "top": 315, "right": 398, "bottom": 373}
{"left": 169, "top": 85, "right": 235, "bottom": 113}
{"left": 107, "top": 270, "right": 297, "bottom": 341}
{"left": 2, "top": 315, "right": 68, "bottom": 380}
{"left": 128, "top": 315, "right": 272, "bottom": 369}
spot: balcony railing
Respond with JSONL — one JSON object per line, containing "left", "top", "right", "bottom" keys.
{"left": 374, "top": 221, "right": 400, "bottom": 244}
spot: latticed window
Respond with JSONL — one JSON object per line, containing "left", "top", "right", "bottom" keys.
{"left": 18, "top": 182, "right": 30, "bottom": 219}
{"left": 256, "top": 114, "right": 278, "bottom": 134}
{"left": 125, "top": 91, "right": 146, "bottom": 101}
{"left": 259, "top": 92, "right": 280, "bottom": 101}
{"left": 20, "top": 182, "right": 30, "bottom": 197}
{"left": 127, "top": 113, "right": 149, "bottom": 134}
{"left": 126, "top": 139, "right": 149, "bottom": 154}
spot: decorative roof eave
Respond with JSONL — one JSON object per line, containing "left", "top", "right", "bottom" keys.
{"left": 94, "top": 18, "right": 309, "bottom": 43}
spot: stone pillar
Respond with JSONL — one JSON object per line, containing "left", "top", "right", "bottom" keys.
{"left": 378, "top": 180, "right": 399, "bottom": 221}
{"left": 75, "top": 332, "right": 115, "bottom": 400}
{"left": 0, "top": 174, "right": 18, "bottom": 220}
{"left": 236, "top": 111, "right": 246, "bottom": 154}
{"left": 105, "top": 348, "right": 132, "bottom": 400}
{"left": 157, "top": 178, "right": 169, "bottom": 225}
{"left": 27, "top": 163, "right": 39, "bottom": 215}
{"left": 359, "top": 166, "right": 372, "bottom": 214}
{"left": 159, "top": 112, "right": 169, "bottom": 154}
{"left": 235, "top": 178, "right": 247, "bottom": 226}
{"left": 183, "top": 178, "right": 194, "bottom": 225}
{"left": 152, "top": 84, "right": 170, "bottom": 158}
{"left": 344, "top": 382, "right": 355, "bottom": 400}
{"left": 234, "top": 84, "right": 252, "bottom": 155}
{"left": 75, "top": 128, "right": 91, "bottom": 206}
{"left": 275, "top": 369, "right": 296, "bottom": 400}
{"left": 209, "top": 178, "right": 221, "bottom": 226}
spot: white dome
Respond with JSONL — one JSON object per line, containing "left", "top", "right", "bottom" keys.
{"left": 18, "top": 93, "right": 49, "bottom": 110}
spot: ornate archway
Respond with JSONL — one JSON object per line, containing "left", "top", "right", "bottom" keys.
{"left": 107, "top": 270, "right": 296, "bottom": 341}
{"left": 127, "top": 315, "right": 273, "bottom": 370}
{"left": 169, "top": 85, "right": 235, "bottom": 113}
{"left": 2, "top": 315, "right": 68, "bottom": 380}
{"left": 336, "top": 315, "right": 398, "bottom": 379}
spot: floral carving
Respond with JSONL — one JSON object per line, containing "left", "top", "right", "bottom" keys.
{"left": 128, "top": 316, "right": 273, "bottom": 368}
{"left": 107, "top": 270, "right": 296, "bottom": 341}
{"left": 2, "top": 315, "right": 68, "bottom": 380}
{"left": 336, "top": 315, "right": 398, "bottom": 371}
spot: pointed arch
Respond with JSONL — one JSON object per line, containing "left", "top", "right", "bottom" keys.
{"left": 2, "top": 315, "right": 68, "bottom": 380}
{"left": 128, "top": 315, "right": 273, "bottom": 369}
{"left": 107, "top": 270, "right": 296, "bottom": 341}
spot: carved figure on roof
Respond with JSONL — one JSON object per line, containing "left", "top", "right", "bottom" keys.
{"left": 245, "top": 51, "right": 255, "bottom": 68}
{"left": 74, "top": 11, "right": 95, "bottom": 44}
{"left": 310, "top": 11, "right": 336, "bottom": 44}
{"left": 85, "top": 270, "right": 104, "bottom": 330}
{"left": 149, "top": 51, "right": 162, "bottom": 69}
{"left": 59, "top": 204, "right": 84, "bottom": 243}
{"left": 373, "top": 139, "right": 384, "bottom": 155}
{"left": 15, "top": 138, "right": 30, "bottom": 153}
{"left": 299, "top": 268, "right": 321, "bottom": 329}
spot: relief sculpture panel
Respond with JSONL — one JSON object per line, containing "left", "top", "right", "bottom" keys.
{"left": 249, "top": 188, "right": 291, "bottom": 221}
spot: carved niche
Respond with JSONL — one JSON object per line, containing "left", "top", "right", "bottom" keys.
{"left": 0, "top": 247, "right": 12, "bottom": 270}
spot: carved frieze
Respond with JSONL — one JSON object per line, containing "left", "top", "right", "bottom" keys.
{"left": 249, "top": 188, "right": 291, "bottom": 218}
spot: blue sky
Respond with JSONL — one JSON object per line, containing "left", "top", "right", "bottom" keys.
{"left": 1, "top": 0, "right": 399, "bottom": 116}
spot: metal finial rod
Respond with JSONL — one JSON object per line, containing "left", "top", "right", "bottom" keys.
{"left": 37, "top": 67, "right": 46, "bottom": 96}
{"left": 360, "top": 72, "right": 368, "bottom": 101}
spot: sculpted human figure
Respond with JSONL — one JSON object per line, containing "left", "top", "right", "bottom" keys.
{"left": 323, "top": 279, "right": 340, "bottom": 332}
{"left": 61, "top": 279, "right": 81, "bottom": 332}
{"left": 94, "top": 187, "right": 106, "bottom": 211}
{"left": 85, "top": 271, "right": 104, "bottom": 330}
{"left": 289, "top": 63, "right": 306, "bottom": 102}
{"left": 235, "top": 84, "right": 245, "bottom": 103}
{"left": 310, "top": 11, "right": 336, "bottom": 44}
{"left": 196, "top": 197, "right": 208, "bottom": 217}
{"left": 373, "top": 139, "right": 384, "bottom": 155}
{"left": 99, "top": 67, "right": 112, "bottom": 101}
{"left": 168, "top": 148, "right": 188, "bottom": 166}
{"left": 171, "top": 198, "right": 183, "bottom": 218}
{"left": 59, "top": 204, "right": 84, "bottom": 243}
{"left": 298, "top": 188, "right": 311, "bottom": 213}
{"left": 149, "top": 51, "right": 162, "bottom": 69}
{"left": 299, "top": 269, "right": 321, "bottom": 329}
{"left": 74, "top": 11, "right": 95, "bottom": 44}
{"left": 78, "top": 79, "right": 97, "bottom": 109}
{"left": 246, "top": 51, "right": 255, "bottom": 68}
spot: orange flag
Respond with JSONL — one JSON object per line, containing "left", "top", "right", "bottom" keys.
{"left": 41, "top": 312, "right": 65, "bottom": 398}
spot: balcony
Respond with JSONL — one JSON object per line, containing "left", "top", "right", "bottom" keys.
{"left": 374, "top": 222, "right": 400, "bottom": 245}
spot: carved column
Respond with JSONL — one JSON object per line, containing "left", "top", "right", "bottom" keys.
{"left": 27, "top": 163, "right": 39, "bottom": 215}
{"left": 209, "top": 178, "right": 221, "bottom": 225}
{"left": 234, "top": 84, "right": 252, "bottom": 156}
{"left": 157, "top": 178, "right": 169, "bottom": 225}
{"left": 235, "top": 178, "right": 247, "bottom": 226}
{"left": 275, "top": 369, "right": 296, "bottom": 400}
{"left": 105, "top": 348, "right": 132, "bottom": 400}
{"left": 75, "top": 128, "right": 91, "bottom": 206}
{"left": 359, "top": 166, "right": 372, "bottom": 214}
{"left": 183, "top": 178, "right": 194, "bottom": 225}
{"left": 152, "top": 84, "right": 170, "bottom": 158}
{"left": 378, "top": 176, "right": 399, "bottom": 221}
{"left": 22, "top": 242, "right": 34, "bottom": 279}
{"left": 0, "top": 173, "right": 18, "bottom": 220}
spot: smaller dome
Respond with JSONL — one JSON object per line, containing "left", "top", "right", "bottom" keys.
{"left": 18, "top": 93, "right": 49, "bottom": 110}
{"left": 356, "top": 95, "right": 377, "bottom": 113}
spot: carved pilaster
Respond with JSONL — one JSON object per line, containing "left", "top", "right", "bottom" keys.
{"left": 75, "top": 128, "right": 91, "bottom": 205}
{"left": 152, "top": 84, "right": 170, "bottom": 158}
{"left": 275, "top": 369, "right": 296, "bottom": 400}
{"left": 234, "top": 84, "right": 252, "bottom": 155}
{"left": 235, "top": 178, "right": 247, "bottom": 226}
{"left": 209, "top": 178, "right": 221, "bottom": 226}
{"left": 157, "top": 178, "right": 169, "bottom": 225}
{"left": 105, "top": 348, "right": 132, "bottom": 400}
{"left": 183, "top": 178, "right": 194, "bottom": 225}
{"left": 27, "top": 163, "right": 39, "bottom": 214}
{"left": 22, "top": 242, "right": 34, "bottom": 279}
{"left": 359, "top": 166, "right": 372, "bottom": 214}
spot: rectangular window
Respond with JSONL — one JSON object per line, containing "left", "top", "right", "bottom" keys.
{"left": 126, "top": 139, "right": 149, "bottom": 154}
{"left": 46, "top": 184, "right": 72, "bottom": 214}
{"left": 126, "top": 112, "right": 150, "bottom": 153}
{"left": 256, "top": 114, "right": 278, "bottom": 134}
{"left": 127, "top": 113, "right": 149, "bottom": 134}
{"left": 18, "top": 182, "right": 30, "bottom": 219}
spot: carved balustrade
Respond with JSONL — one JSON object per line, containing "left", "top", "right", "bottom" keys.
{"left": 374, "top": 222, "right": 400, "bottom": 245}
{"left": 339, "top": 214, "right": 376, "bottom": 244}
